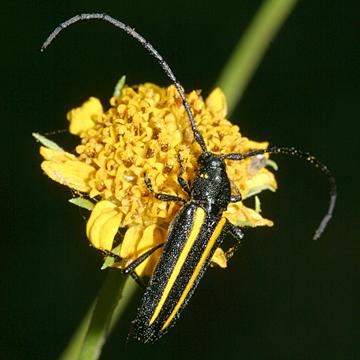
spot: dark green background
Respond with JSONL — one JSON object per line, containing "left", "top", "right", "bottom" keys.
{"left": 2, "top": 1, "right": 359, "bottom": 359}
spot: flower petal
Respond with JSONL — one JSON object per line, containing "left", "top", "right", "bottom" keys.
{"left": 41, "top": 158, "right": 95, "bottom": 192}
{"left": 244, "top": 168, "right": 277, "bottom": 198}
{"left": 205, "top": 87, "right": 227, "bottom": 117}
{"left": 210, "top": 247, "right": 227, "bottom": 268}
{"left": 67, "top": 97, "right": 103, "bottom": 135}
{"left": 86, "top": 200, "right": 123, "bottom": 250}
{"left": 225, "top": 202, "right": 273, "bottom": 227}
{"left": 119, "top": 224, "right": 165, "bottom": 277}
{"left": 119, "top": 225, "right": 143, "bottom": 259}
{"left": 40, "top": 146, "right": 76, "bottom": 162}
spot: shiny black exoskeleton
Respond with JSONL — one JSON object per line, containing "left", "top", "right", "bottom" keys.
{"left": 131, "top": 151, "right": 245, "bottom": 342}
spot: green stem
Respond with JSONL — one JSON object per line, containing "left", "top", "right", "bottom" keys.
{"left": 217, "top": 0, "right": 297, "bottom": 114}
{"left": 59, "top": 302, "right": 96, "bottom": 360}
{"left": 59, "top": 271, "right": 138, "bottom": 360}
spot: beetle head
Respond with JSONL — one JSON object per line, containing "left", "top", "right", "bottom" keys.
{"left": 198, "top": 152, "right": 226, "bottom": 171}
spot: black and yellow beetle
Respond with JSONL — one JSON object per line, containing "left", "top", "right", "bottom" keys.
{"left": 42, "top": 14, "right": 337, "bottom": 343}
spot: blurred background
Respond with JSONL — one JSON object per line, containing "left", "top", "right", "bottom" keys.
{"left": 2, "top": 1, "right": 359, "bottom": 359}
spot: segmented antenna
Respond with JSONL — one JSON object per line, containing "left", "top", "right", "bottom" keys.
{"left": 222, "top": 147, "right": 337, "bottom": 240}
{"left": 42, "top": 14, "right": 337, "bottom": 240}
{"left": 41, "top": 13, "right": 208, "bottom": 152}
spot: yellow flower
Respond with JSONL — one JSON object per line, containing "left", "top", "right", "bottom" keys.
{"left": 36, "top": 83, "right": 277, "bottom": 276}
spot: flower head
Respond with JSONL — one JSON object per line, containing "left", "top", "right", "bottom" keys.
{"left": 36, "top": 82, "right": 277, "bottom": 276}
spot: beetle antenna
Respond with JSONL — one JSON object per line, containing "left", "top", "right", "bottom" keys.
{"left": 222, "top": 147, "right": 337, "bottom": 240}
{"left": 41, "top": 13, "right": 208, "bottom": 152}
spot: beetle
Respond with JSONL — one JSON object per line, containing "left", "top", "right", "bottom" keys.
{"left": 42, "top": 14, "right": 337, "bottom": 343}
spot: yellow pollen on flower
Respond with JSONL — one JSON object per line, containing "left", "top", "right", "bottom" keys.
{"left": 38, "top": 83, "right": 277, "bottom": 277}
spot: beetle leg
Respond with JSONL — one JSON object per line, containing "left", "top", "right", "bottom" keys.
{"left": 178, "top": 176, "right": 190, "bottom": 195}
{"left": 100, "top": 244, "right": 164, "bottom": 289}
{"left": 224, "top": 221, "right": 244, "bottom": 260}
{"left": 122, "top": 243, "right": 164, "bottom": 274}
{"left": 100, "top": 248, "right": 121, "bottom": 262}
{"left": 144, "top": 173, "right": 186, "bottom": 203}
{"left": 130, "top": 271, "right": 147, "bottom": 289}
{"left": 177, "top": 153, "right": 191, "bottom": 195}
{"left": 99, "top": 243, "right": 164, "bottom": 275}
{"left": 229, "top": 179, "right": 242, "bottom": 203}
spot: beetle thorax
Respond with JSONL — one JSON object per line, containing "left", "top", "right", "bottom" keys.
{"left": 191, "top": 152, "right": 231, "bottom": 215}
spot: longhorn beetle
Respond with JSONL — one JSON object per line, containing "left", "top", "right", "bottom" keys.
{"left": 42, "top": 14, "right": 337, "bottom": 343}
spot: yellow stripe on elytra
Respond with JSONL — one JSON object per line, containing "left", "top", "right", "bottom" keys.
{"left": 161, "top": 216, "right": 227, "bottom": 330}
{"left": 149, "top": 207, "right": 206, "bottom": 325}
